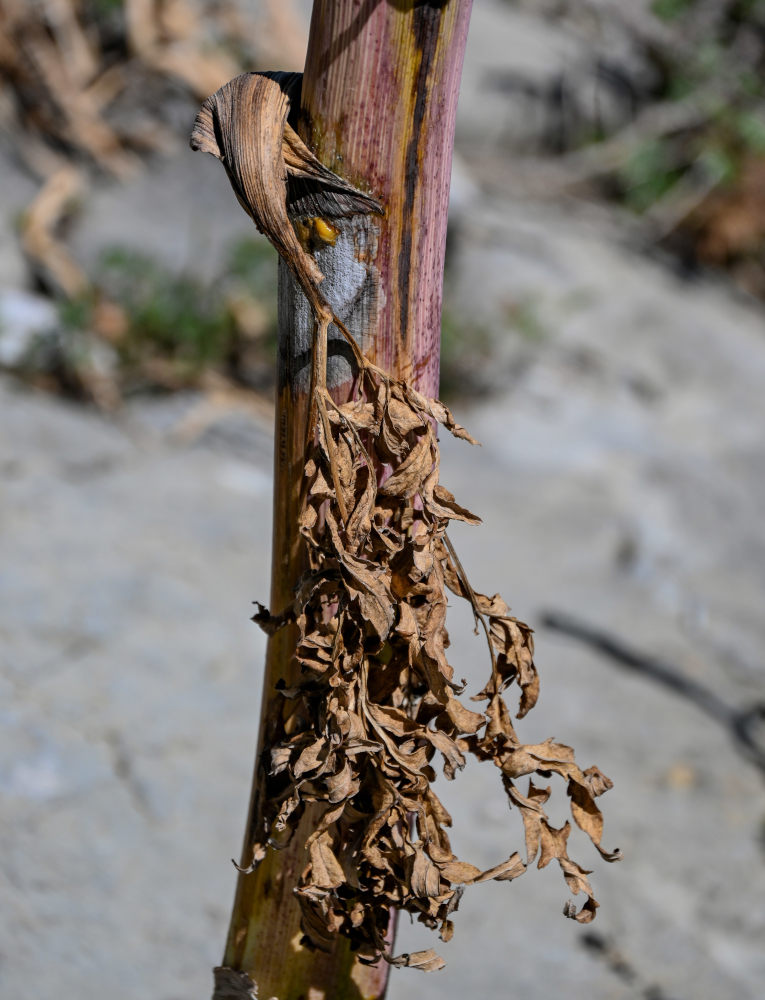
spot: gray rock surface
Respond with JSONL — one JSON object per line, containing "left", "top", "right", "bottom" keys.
{"left": 392, "top": 197, "right": 765, "bottom": 1000}
{"left": 0, "top": 380, "right": 274, "bottom": 999}
{"left": 0, "top": 289, "right": 58, "bottom": 366}
{"left": 2, "top": 3, "right": 765, "bottom": 1000}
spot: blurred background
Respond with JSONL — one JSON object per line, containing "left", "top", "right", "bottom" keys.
{"left": 2, "top": 1, "right": 765, "bottom": 998}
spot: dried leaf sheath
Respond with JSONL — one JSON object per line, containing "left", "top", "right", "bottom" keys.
{"left": 192, "top": 72, "right": 619, "bottom": 972}
{"left": 190, "top": 71, "right": 381, "bottom": 322}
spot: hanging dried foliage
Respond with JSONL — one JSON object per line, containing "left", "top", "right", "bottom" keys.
{"left": 192, "top": 71, "right": 620, "bottom": 972}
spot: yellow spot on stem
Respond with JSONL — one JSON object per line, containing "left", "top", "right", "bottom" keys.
{"left": 312, "top": 216, "right": 338, "bottom": 246}
{"left": 294, "top": 216, "right": 340, "bottom": 250}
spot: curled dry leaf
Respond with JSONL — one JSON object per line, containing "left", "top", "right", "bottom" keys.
{"left": 386, "top": 949, "right": 446, "bottom": 973}
{"left": 193, "top": 71, "right": 619, "bottom": 970}
{"left": 190, "top": 71, "right": 381, "bottom": 322}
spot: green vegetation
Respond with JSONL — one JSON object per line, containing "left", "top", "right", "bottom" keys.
{"left": 97, "top": 248, "right": 236, "bottom": 369}
{"left": 52, "top": 237, "right": 279, "bottom": 399}
{"left": 439, "top": 304, "right": 492, "bottom": 399}
{"left": 651, "top": 0, "right": 696, "bottom": 22}
{"left": 617, "top": 1, "right": 765, "bottom": 216}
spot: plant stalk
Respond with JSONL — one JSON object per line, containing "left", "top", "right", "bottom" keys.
{"left": 217, "top": 3, "right": 473, "bottom": 998}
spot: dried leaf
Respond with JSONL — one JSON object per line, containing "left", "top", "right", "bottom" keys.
{"left": 309, "top": 833, "right": 345, "bottom": 890}
{"left": 379, "top": 435, "right": 433, "bottom": 499}
{"left": 294, "top": 739, "right": 326, "bottom": 778}
{"left": 191, "top": 71, "right": 380, "bottom": 320}
{"left": 411, "top": 849, "right": 442, "bottom": 898}
{"left": 325, "top": 760, "right": 358, "bottom": 803}
{"left": 388, "top": 949, "right": 446, "bottom": 973}
{"left": 473, "top": 854, "right": 527, "bottom": 883}
{"left": 437, "top": 859, "right": 483, "bottom": 884}
{"left": 192, "top": 70, "right": 619, "bottom": 973}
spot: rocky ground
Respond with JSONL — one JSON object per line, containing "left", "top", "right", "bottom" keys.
{"left": 2, "top": 3, "right": 765, "bottom": 999}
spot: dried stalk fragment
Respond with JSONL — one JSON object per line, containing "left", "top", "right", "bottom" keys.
{"left": 192, "top": 70, "right": 620, "bottom": 971}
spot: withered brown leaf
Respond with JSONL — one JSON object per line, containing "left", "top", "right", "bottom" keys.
{"left": 245, "top": 356, "right": 620, "bottom": 965}
{"left": 192, "top": 70, "right": 619, "bottom": 973}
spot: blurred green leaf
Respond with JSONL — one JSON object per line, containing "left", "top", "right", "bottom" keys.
{"left": 651, "top": 0, "right": 696, "bottom": 22}
{"left": 622, "top": 140, "right": 683, "bottom": 212}
{"left": 698, "top": 146, "right": 738, "bottom": 186}
{"left": 439, "top": 306, "right": 492, "bottom": 400}
{"left": 98, "top": 248, "right": 231, "bottom": 367}
{"left": 736, "top": 110, "right": 765, "bottom": 152}
{"left": 58, "top": 295, "right": 94, "bottom": 333}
